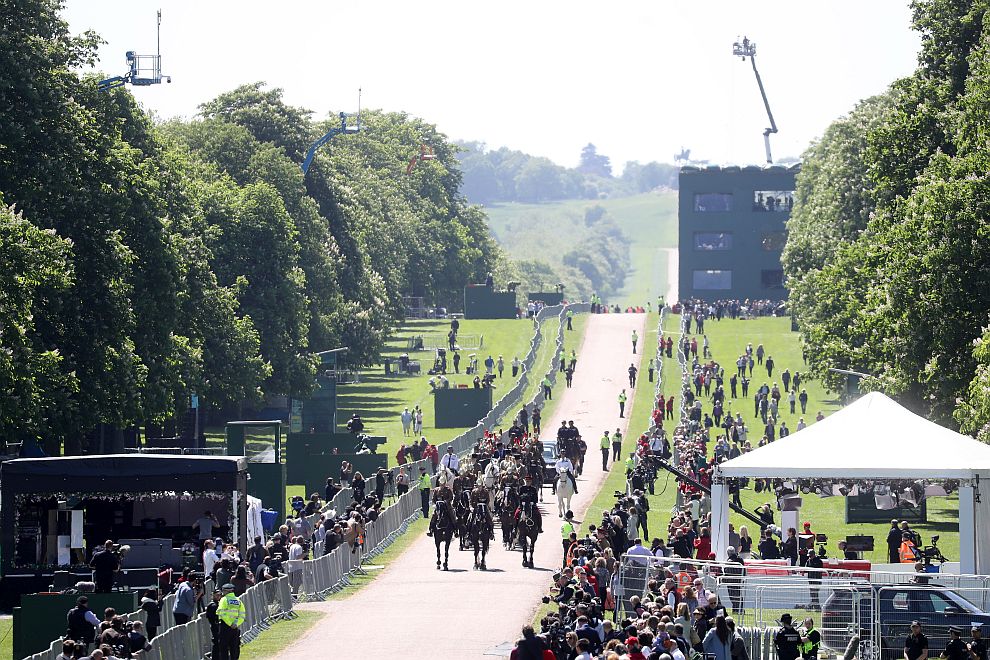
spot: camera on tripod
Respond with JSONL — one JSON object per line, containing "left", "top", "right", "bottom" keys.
{"left": 918, "top": 535, "right": 949, "bottom": 565}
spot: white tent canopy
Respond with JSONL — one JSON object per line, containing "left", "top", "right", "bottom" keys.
{"left": 717, "top": 392, "right": 990, "bottom": 479}
{"left": 709, "top": 392, "right": 990, "bottom": 574}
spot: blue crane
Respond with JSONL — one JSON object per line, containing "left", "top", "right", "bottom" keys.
{"left": 97, "top": 11, "right": 171, "bottom": 92}
{"left": 732, "top": 36, "right": 778, "bottom": 164}
{"left": 300, "top": 111, "right": 361, "bottom": 175}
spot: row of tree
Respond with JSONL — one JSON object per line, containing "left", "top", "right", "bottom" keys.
{"left": 0, "top": 0, "right": 500, "bottom": 454}
{"left": 457, "top": 142, "right": 679, "bottom": 204}
{"left": 782, "top": 0, "right": 990, "bottom": 438}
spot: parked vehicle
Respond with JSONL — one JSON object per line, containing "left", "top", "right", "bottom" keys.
{"left": 821, "top": 583, "right": 990, "bottom": 659}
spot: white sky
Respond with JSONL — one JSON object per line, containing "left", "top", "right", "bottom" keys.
{"left": 63, "top": 1, "right": 921, "bottom": 171}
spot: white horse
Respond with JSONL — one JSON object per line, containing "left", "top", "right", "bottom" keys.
{"left": 555, "top": 467, "right": 575, "bottom": 517}
{"left": 436, "top": 466, "right": 456, "bottom": 489}
{"left": 481, "top": 462, "right": 499, "bottom": 509}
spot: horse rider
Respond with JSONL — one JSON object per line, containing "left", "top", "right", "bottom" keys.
{"left": 482, "top": 461, "right": 499, "bottom": 509}
{"left": 470, "top": 485, "right": 495, "bottom": 540}
{"left": 427, "top": 487, "right": 456, "bottom": 537}
{"left": 555, "top": 452, "right": 579, "bottom": 494}
{"left": 556, "top": 421, "right": 570, "bottom": 457}
{"left": 516, "top": 475, "right": 542, "bottom": 533}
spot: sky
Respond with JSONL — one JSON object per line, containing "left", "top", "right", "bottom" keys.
{"left": 63, "top": 1, "right": 922, "bottom": 171}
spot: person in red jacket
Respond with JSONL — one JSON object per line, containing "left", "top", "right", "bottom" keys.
{"left": 694, "top": 527, "right": 712, "bottom": 561}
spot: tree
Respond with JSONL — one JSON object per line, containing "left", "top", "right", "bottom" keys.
{"left": 0, "top": 202, "right": 76, "bottom": 452}
{"left": 578, "top": 143, "right": 612, "bottom": 178}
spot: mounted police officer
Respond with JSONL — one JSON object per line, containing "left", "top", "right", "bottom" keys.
{"left": 217, "top": 583, "right": 246, "bottom": 660}
{"left": 555, "top": 452, "right": 579, "bottom": 494}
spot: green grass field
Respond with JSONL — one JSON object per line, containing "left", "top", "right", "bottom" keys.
{"left": 657, "top": 314, "right": 959, "bottom": 564}
{"left": 239, "top": 610, "right": 323, "bottom": 660}
{"left": 485, "top": 192, "right": 678, "bottom": 308}
{"left": 0, "top": 618, "right": 10, "bottom": 660}
{"left": 334, "top": 318, "right": 539, "bottom": 455}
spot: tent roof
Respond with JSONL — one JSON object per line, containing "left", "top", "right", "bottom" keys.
{"left": 717, "top": 392, "right": 990, "bottom": 479}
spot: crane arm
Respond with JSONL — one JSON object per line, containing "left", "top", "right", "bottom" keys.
{"left": 301, "top": 112, "right": 359, "bottom": 175}
{"left": 749, "top": 55, "right": 778, "bottom": 163}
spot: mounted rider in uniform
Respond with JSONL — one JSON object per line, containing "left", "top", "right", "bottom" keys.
{"left": 516, "top": 475, "right": 543, "bottom": 533}
{"left": 555, "top": 453, "right": 579, "bottom": 494}
{"left": 428, "top": 486, "right": 456, "bottom": 537}
{"left": 470, "top": 484, "right": 494, "bottom": 540}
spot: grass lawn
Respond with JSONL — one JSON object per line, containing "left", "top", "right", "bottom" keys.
{"left": 324, "top": 515, "right": 429, "bottom": 600}
{"left": 239, "top": 610, "right": 323, "bottom": 660}
{"left": 335, "top": 318, "right": 540, "bottom": 456}
{"left": 0, "top": 618, "right": 10, "bottom": 660}
{"left": 675, "top": 314, "right": 959, "bottom": 564}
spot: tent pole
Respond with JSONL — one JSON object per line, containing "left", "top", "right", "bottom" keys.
{"left": 711, "top": 479, "right": 730, "bottom": 561}
{"left": 960, "top": 480, "right": 976, "bottom": 574}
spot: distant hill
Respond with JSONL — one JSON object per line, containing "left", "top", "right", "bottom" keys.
{"left": 485, "top": 192, "right": 678, "bottom": 306}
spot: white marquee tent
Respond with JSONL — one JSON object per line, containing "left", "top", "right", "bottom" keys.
{"left": 712, "top": 392, "right": 990, "bottom": 573}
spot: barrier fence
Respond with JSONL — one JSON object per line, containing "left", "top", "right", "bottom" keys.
{"left": 21, "top": 305, "right": 587, "bottom": 660}
{"left": 618, "top": 553, "right": 990, "bottom": 660}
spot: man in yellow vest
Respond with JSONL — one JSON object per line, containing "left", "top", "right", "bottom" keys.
{"left": 799, "top": 617, "right": 821, "bottom": 660}
{"left": 418, "top": 467, "right": 433, "bottom": 520}
{"left": 618, "top": 389, "right": 627, "bottom": 418}
{"left": 625, "top": 453, "right": 636, "bottom": 479}
{"left": 217, "top": 583, "right": 246, "bottom": 660}
{"left": 566, "top": 308, "right": 574, "bottom": 330}
{"left": 561, "top": 510, "right": 576, "bottom": 567}
{"left": 600, "top": 431, "right": 611, "bottom": 470}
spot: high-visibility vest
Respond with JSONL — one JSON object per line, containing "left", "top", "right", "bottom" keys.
{"left": 618, "top": 393, "right": 627, "bottom": 404}
{"left": 217, "top": 593, "right": 246, "bottom": 628}
{"left": 613, "top": 432, "right": 623, "bottom": 444}
{"left": 800, "top": 627, "right": 818, "bottom": 655}
{"left": 899, "top": 541, "right": 918, "bottom": 563}
{"left": 625, "top": 458, "right": 635, "bottom": 471}
{"left": 419, "top": 473, "right": 432, "bottom": 490}
{"left": 600, "top": 435, "right": 610, "bottom": 449}
{"left": 561, "top": 521, "right": 575, "bottom": 539}
{"left": 677, "top": 571, "right": 692, "bottom": 592}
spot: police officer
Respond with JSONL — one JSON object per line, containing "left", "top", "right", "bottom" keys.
{"left": 774, "top": 613, "right": 801, "bottom": 660}
{"left": 418, "top": 467, "right": 432, "bottom": 519}
{"left": 944, "top": 626, "right": 968, "bottom": 660}
{"left": 555, "top": 453, "right": 578, "bottom": 494}
{"left": 969, "top": 625, "right": 988, "bottom": 660}
{"left": 799, "top": 617, "right": 821, "bottom": 660}
{"left": 612, "top": 429, "right": 623, "bottom": 462}
{"left": 561, "top": 511, "right": 576, "bottom": 566}
{"left": 216, "top": 583, "right": 246, "bottom": 660}
{"left": 600, "top": 431, "right": 611, "bottom": 470}
{"left": 625, "top": 452, "right": 636, "bottom": 479}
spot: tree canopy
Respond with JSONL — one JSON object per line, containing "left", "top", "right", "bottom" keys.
{"left": 0, "top": 0, "right": 501, "bottom": 452}
{"left": 783, "top": 0, "right": 990, "bottom": 432}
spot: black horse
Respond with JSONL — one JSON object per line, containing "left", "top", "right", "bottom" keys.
{"left": 468, "top": 501, "right": 493, "bottom": 570}
{"left": 496, "top": 486, "right": 519, "bottom": 549}
{"left": 430, "top": 499, "right": 456, "bottom": 570}
{"left": 515, "top": 501, "right": 542, "bottom": 568}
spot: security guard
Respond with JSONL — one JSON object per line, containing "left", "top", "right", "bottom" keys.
{"left": 566, "top": 308, "right": 574, "bottom": 330}
{"left": 944, "top": 626, "right": 968, "bottom": 660}
{"left": 970, "top": 625, "right": 988, "bottom": 660}
{"left": 774, "top": 613, "right": 801, "bottom": 660}
{"left": 625, "top": 453, "right": 636, "bottom": 479}
{"left": 799, "top": 617, "right": 821, "bottom": 660}
{"left": 561, "top": 510, "right": 576, "bottom": 566}
{"left": 600, "top": 431, "right": 611, "bottom": 470}
{"left": 418, "top": 467, "right": 432, "bottom": 519}
{"left": 216, "top": 583, "right": 246, "bottom": 660}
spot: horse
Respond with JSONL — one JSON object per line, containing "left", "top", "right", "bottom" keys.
{"left": 555, "top": 468, "right": 575, "bottom": 518}
{"left": 454, "top": 489, "right": 472, "bottom": 550}
{"left": 436, "top": 466, "right": 456, "bottom": 490}
{"left": 430, "top": 498, "right": 456, "bottom": 570}
{"left": 515, "top": 500, "right": 541, "bottom": 568}
{"left": 468, "top": 500, "right": 493, "bottom": 570}
{"left": 496, "top": 486, "right": 520, "bottom": 549}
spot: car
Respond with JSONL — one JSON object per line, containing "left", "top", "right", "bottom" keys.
{"left": 540, "top": 440, "right": 558, "bottom": 485}
{"left": 821, "top": 583, "right": 990, "bottom": 659}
